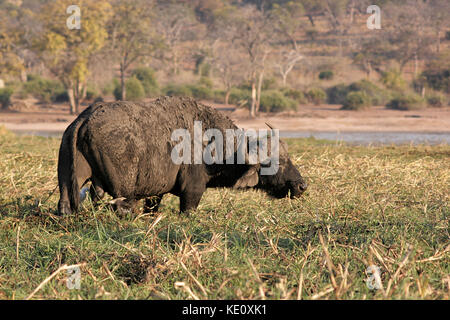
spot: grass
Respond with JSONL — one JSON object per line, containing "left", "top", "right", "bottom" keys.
{"left": 0, "top": 127, "right": 449, "bottom": 300}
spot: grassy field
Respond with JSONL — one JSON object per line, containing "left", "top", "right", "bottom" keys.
{"left": 0, "top": 127, "right": 448, "bottom": 300}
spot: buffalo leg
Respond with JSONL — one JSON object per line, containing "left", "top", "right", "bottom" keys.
{"left": 89, "top": 178, "right": 105, "bottom": 206}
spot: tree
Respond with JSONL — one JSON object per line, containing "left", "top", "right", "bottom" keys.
{"left": 36, "top": 0, "right": 112, "bottom": 114}
{"left": 108, "top": 0, "right": 155, "bottom": 100}
{"left": 224, "top": 5, "right": 272, "bottom": 117}
{"left": 212, "top": 44, "right": 244, "bottom": 105}
{"left": 427, "top": 0, "right": 450, "bottom": 53}
{"left": 274, "top": 49, "right": 303, "bottom": 86}
{"left": 154, "top": 1, "right": 197, "bottom": 76}
{"left": 384, "top": 0, "right": 433, "bottom": 75}
{"left": 300, "top": 0, "right": 325, "bottom": 27}
{"left": 270, "top": 1, "right": 305, "bottom": 51}
{"left": 352, "top": 37, "right": 389, "bottom": 78}
{"left": 0, "top": 1, "right": 36, "bottom": 81}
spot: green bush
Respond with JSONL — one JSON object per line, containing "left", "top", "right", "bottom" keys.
{"left": 229, "top": 88, "right": 251, "bottom": 107}
{"left": 238, "top": 78, "right": 277, "bottom": 91}
{"left": 259, "top": 90, "right": 297, "bottom": 112}
{"left": 386, "top": 94, "right": 425, "bottom": 110}
{"left": 85, "top": 87, "right": 98, "bottom": 101}
{"left": 131, "top": 67, "right": 159, "bottom": 97}
{"left": 198, "top": 77, "right": 213, "bottom": 89}
{"left": 319, "top": 70, "right": 334, "bottom": 80}
{"left": 426, "top": 92, "right": 447, "bottom": 108}
{"left": 282, "top": 88, "right": 306, "bottom": 104}
{"left": 381, "top": 70, "right": 407, "bottom": 90}
{"left": 53, "top": 90, "right": 69, "bottom": 103}
{"left": 114, "top": 77, "right": 145, "bottom": 101}
{"left": 23, "top": 75, "right": 66, "bottom": 103}
{"left": 348, "top": 80, "right": 392, "bottom": 106}
{"left": 102, "top": 80, "right": 117, "bottom": 96}
{"left": 0, "top": 87, "right": 14, "bottom": 109}
{"left": 327, "top": 83, "right": 350, "bottom": 105}
{"left": 188, "top": 85, "right": 214, "bottom": 100}
{"left": 306, "top": 88, "right": 327, "bottom": 105}
{"left": 342, "top": 91, "right": 371, "bottom": 110}
{"left": 163, "top": 84, "right": 193, "bottom": 97}
{"left": 212, "top": 89, "right": 226, "bottom": 103}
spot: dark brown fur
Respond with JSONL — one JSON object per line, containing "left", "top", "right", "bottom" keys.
{"left": 57, "top": 96, "right": 307, "bottom": 215}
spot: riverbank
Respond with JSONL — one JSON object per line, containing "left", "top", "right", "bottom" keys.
{"left": 1, "top": 101, "right": 449, "bottom": 135}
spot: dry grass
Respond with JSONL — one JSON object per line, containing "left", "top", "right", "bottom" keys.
{"left": 0, "top": 129, "right": 448, "bottom": 300}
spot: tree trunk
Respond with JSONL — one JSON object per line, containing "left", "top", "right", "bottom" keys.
{"left": 256, "top": 70, "right": 264, "bottom": 114}
{"left": 414, "top": 53, "right": 419, "bottom": 76}
{"left": 250, "top": 81, "right": 256, "bottom": 118}
{"left": 437, "top": 30, "right": 441, "bottom": 53}
{"left": 282, "top": 73, "right": 287, "bottom": 87}
{"left": 120, "top": 63, "right": 126, "bottom": 100}
{"left": 74, "top": 79, "right": 80, "bottom": 114}
{"left": 307, "top": 15, "right": 315, "bottom": 27}
{"left": 68, "top": 86, "right": 76, "bottom": 115}
{"left": 225, "top": 89, "right": 231, "bottom": 105}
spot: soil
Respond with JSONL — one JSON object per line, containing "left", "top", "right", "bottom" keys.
{"left": 1, "top": 99, "right": 449, "bottom": 134}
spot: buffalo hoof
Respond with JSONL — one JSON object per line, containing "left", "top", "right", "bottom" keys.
{"left": 57, "top": 201, "right": 72, "bottom": 216}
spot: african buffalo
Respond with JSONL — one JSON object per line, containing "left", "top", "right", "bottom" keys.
{"left": 57, "top": 96, "right": 307, "bottom": 215}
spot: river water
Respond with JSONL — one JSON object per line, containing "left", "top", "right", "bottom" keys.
{"left": 12, "top": 130, "right": 450, "bottom": 146}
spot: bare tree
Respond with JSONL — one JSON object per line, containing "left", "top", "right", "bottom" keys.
{"left": 385, "top": 0, "right": 434, "bottom": 75}
{"left": 154, "top": 2, "right": 197, "bottom": 76}
{"left": 224, "top": 5, "right": 272, "bottom": 117}
{"left": 275, "top": 49, "right": 303, "bottom": 87}
{"left": 108, "top": 0, "right": 155, "bottom": 100}
{"left": 212, "top": 44, "right": 244, "bottom": 105}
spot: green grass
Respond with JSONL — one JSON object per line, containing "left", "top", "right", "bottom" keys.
{"left": 0, "top": 127, "right": 449, "bottom": 300}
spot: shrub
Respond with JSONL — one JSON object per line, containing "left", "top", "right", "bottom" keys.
{"left": 426, "top": 92, "right": 447, "bottom": 108}
{"left": 381, "top": 69, "right": 407, "bottom": 90}
{"left": 259, "top": 90, "right": 297, "bottom": 112}
{"left": 198, "top": 77, "right": 213, "bottom": 89}
{"left": 163, "top": 84, "right": 193, "bottom": 97}
{"left": 102, "top": 80, "right": 117, "bottom": 96}
{"left": 319, "top": 70, "right": 334, "bottom": 80}
{"left": 131, "top": 67, "right": 159, "bottom": 97}
{"left": 238, "top": 78, "right": 277, "bottom": 91}
{"left": 85, "top": 87, "right": 98, "bottom": 101}
{"left": 386, "top": 94, "right": 425, "bottom": 110}
{"left": 422, "top": 68, "right": 450, "bottom": 94}
{"left": 23, "top": 75, "right": 65, "bottom": 103}
{"left": 348, "top": 79, "right": 392, "bottom": 106}
{"left": 282, "top": 88, "right": 306, "bottom": 104}
{"left": 188, "top": 85, "right": 214, "bottom": 100}
{"left": 306, "top": 88, "right": 327, "bottom": 105}
{"left": 342, "top": 91, "right": 371, "bottom": 110}
{"left": 327, "top": 83, "right": 350, "bottom": 105}
{"left": 212, "top": 89, "right": 226, "bottom": 103}
{"left": 228, "top": 88, "right": 251, "bottom": 107}
{"left": 114, "top": 77, "right": 145, "bottom": 101}
{"left": 0, "top": 87, "right": 14, "bottom": 109}
{"left": 53, "top": 90, "right": 69, "bottom": 103}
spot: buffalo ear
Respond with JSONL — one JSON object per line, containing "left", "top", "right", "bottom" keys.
{"left": 233, "top": 166, "right": 259, "bottom": 189}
